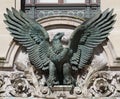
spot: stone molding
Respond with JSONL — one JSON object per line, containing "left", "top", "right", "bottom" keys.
{"left": 0, "top": 41, "right": 19, "bottom": 70}
{"left": 25, "top": 4, "right": 100, "bottom": 19}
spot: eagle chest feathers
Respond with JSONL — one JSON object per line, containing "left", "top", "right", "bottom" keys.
{"left": 50, "top": 40, "right": 64, "bottom": 63}
{"left": 52, "top": 40, "right": 63, "bottom": 54}
{"left": 49, "top": 32, "right": 70, "bottom": 63}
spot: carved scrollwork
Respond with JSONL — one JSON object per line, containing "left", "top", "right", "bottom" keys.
{"left": 0, "top": 70, "right": 37, "bottom": 97}
{"left": 90, "top": 77, "right": 115, "bottom": 97}
{"left": 111, "top": 74, "right": 120, "bottom": 96}
{"left": 1, "top": 61, "right": 120, "bottom": 98}
{"left": 10, "top": 76, "right": 30, "bottom": 97}
{"left": 85, "top": 72, "right": 120, "bottom": 97}
{"left": 74, "top": 87, "right": 82, "bottom": 95}
{"left": 0, "top": 76, "right": 5, "bottom": 88}
{"left": 0, "top": 75, "right": 5, "bottom": 96}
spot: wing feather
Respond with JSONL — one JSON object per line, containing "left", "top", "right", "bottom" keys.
{"left": 4, "top": 8, "right": 50, "bottom": 70}
{"left": 70, "top": 9, "right": 116, "bottom": 69}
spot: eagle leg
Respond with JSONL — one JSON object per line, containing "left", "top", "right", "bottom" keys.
{"left": 46, "top": 62, "right": 59, "bottom": 86}
{"left": 63, "top": 63, "right": 76, "bottom": 85}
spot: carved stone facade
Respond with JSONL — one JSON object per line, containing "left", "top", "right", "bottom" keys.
{"left": 1, "top": 63, "right": 120, "bottom": 98}
{"left": 0, "top": 0, "right": 120, "bottom": 98}
{"left": 25, "top": 1, "right": 100, "bottom": 20}
{"left": 0, "top": 16, "right": 120, "bottom": 98}
{"left": 25, "top": 5, "right": 100, "bottom": 20}
{"left": 0, "top": 41, "right": 120, "bottom": 98}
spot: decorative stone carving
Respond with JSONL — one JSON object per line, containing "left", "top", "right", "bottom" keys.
{"left": 0, "top": 48, "right": 120, "bottom": 98}
{"left": 88, "top": 72, "right": 115, "bottom": 97}
{"left": 25, "top": 5, "right": 100, "bottom": 19}
{"left": 4, "top": 7, "right": 116, "bottom": 87}
{"left": 1, "top": 7, "right": 120, "bottom": 98}
{"left": 0, "top": 75, "right": 5, "bottom": 96}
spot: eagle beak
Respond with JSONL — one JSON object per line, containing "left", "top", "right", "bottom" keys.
{"left": 60, "top": 32, "right": 64, "bottom": 39}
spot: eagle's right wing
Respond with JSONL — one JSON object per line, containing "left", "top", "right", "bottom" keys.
{"left": 69, "top": 9, "right": 116, "bottom": 70}
{"left": 4, "top": 8, "right": 50, "bottom": 70}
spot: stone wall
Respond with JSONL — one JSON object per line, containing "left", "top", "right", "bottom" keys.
{"left": 0, "top": 0, "right": 20, "bottom": 59}
{"left": 101, "top": 0, "right": 120, "bottom": 62}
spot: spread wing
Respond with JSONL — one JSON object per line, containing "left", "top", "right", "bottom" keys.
{"left": 69, "top": 9, "right": 116, "bottom": 70}
{"left": 4, "top": 8, "right": 50, "bottom": 70}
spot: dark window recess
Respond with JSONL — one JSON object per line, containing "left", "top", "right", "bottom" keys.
{"left": 25, "top": 0, "right": 31, "bottom": 4}
{"left": 91, "top": 0, "right": 97, "bottom": 3}
{"left": 21, "top": 0, "right": 25, "bottom": 12}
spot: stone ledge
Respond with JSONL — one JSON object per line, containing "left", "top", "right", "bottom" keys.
{"left": 0, "top": 97, "right": 120, "bottom": 99}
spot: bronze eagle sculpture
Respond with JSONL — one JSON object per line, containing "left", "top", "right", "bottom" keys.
{"left": 4, "top": 8, "right": 116, "bottom": 86}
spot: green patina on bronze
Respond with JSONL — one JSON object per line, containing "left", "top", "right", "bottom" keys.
{"left": 4, "top": 8, "right": 116, "bottom": 86}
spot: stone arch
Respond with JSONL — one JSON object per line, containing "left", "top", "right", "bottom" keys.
{"left": 1, "top": 16, "right": 117, "bottom": 70}
{"left": 37, "top": 16, "right": 85, "bottom": 30}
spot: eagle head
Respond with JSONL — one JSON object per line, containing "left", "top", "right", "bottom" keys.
{"left": 53, "top": 32, "right": 64, "bottom": 40}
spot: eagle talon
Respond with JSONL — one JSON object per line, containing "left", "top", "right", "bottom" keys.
{"left": 46, "top": 77, "right": 59, "bottom": 86}
{"left": 63, "top": 76, "right": 75, "bottom": 85}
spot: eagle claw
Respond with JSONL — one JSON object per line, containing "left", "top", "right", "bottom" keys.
{"left": 46, "top": 77, "right": 59, "bottom": 86}
{"left": 63, "top": 76, "right": 75, "bottom": 85}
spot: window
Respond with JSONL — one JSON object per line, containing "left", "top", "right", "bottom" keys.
{"left": 36, "top": 0, "right": 58, "bottom": 3}
{"left": 64, "top": 0, "right": 85, "bottom": 3}
{"left": 25, "top": 0, "right": 90, "bottom": 5}
{"left": 25, "top": 0, "right": 31, "bottom": 4}
{"left": 91, "top": 0, "right": 97, "bottom": 3}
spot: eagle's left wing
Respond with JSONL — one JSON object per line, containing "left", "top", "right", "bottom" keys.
{"left": 69, "top": 9, "right": 116, "bottom": 70}
{"left": 4, "top": 8, "right": 51, "bottom": 70}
